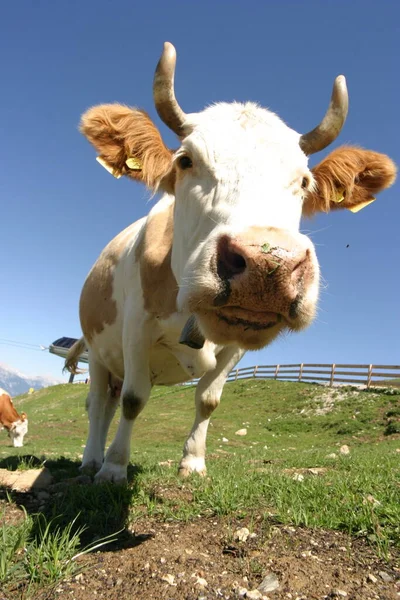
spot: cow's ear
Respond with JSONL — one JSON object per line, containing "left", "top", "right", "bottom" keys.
{"left": 80, "top": 104, "right": 175, "bottom": 192}
{"left": 303, "top": 146, "right": 397, "bottom": 217}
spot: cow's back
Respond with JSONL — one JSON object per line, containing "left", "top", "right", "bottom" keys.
{"left": 0, "top": 388, "right": 19, "bottom": 429}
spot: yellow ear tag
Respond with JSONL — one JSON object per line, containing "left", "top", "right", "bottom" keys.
{"left": 333, "top": 188, "right": 345, "bottom": 203}
{"left": 96, "top": 156, "right": 122, "bottom": 179}
{"left": 348, "top": 198, "right": 376, "bottom": 213}
{"left": 125, "top": 157, "right": 143, "bottom": 171}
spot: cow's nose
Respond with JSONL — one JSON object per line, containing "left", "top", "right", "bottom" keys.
{"left": 216, "top": 233, "right": 311, "bottom": 283}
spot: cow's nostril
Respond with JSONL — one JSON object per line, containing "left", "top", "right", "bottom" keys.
{"left": 217, "top": 236, "right": 247, "bottom": 279}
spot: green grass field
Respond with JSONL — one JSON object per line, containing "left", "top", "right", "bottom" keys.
{"left": 1, "top": 379, "right": 399, "bottom": 596}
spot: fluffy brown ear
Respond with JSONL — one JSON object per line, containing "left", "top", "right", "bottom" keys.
{"left": 80, "top": 104, "right": 175, "bottom": 191}
{"left": 303, "top": 146, "right": 397, "bottom": 217}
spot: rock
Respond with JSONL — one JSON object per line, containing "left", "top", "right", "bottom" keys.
{"left": 235, "top": 428, "right": 247, "bottom": 436}
{"left": 246, "top": 590, "right": 263, "bottom": 599}
{"left": 0, "top": 467, "right": 53, "bottom": 491}
{"left": 258, "top": 573, "right": 279, "bottom": 593}
{"left": 193, "top": 576, "right": 208, "bottom": 587}
{"left": 339, "top": 445, "right": 350, "bottom": 455}
{"left": 36, "top": 490, "right": 50, "bottom": 501}
{"left": 222, "top": 437, "right": 229, "bottom": 443}
{"left": 116, "top": 578, "right": 123, "bottom": 586}
{"left": 379, "top": 571, "right": 393, "bottom": 583}
{"left": 363, "top": 494, "right": 381, "bottom": 507}
{"left": 326, "top": 453, "right": 337, "bottom": 459}
{"left": 367, "top": 574, "right": 378, "bottom": 583}
{"left": 307, "top": 467, "right": 327, "bottom": 476}
{"left": 292, "top": 472, "right": 304, "bottom": 482}
{"left": 234, "top": 527, "right": 250, "bottom": 542}
{"left": 161, "top": 574, "right": 176, "bottom": 585}
{"left": 237, "top": 587, "right": 248, "bottom": 597}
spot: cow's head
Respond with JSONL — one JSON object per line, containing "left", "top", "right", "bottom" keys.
{"left": 9, "top": 413, "right": 28, "bottom": 447}
{"left": 81, "top": 43, "right": 396, "bottom": 350}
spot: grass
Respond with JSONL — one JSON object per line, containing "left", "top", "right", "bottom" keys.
{"left": 1, "top": 379, "right": 399, "bottom": 595}
{"left": 0, "top": 508, "right": 117, "bottom": 597}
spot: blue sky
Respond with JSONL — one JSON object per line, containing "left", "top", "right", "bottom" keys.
{"left": 1, "top": 0, "right": 399, "bottom": 381}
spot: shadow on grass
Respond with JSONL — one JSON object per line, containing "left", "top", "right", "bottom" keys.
{"left": 0, "top": 454, "right": 153, "bottom": 551}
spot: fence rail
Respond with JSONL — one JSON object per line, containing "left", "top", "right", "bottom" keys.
{"left": 225, "top": 363, "right": 400, "bottom": 388}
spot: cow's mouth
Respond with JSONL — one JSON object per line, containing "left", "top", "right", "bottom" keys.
{"left": 215, "top": 306, "right": 281, "bottom": 330}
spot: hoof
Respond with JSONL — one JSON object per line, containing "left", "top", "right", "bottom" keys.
{"left": 80, "top": 460, "right": 102, "bottom": 475}
{"left": 178, "top": 456, "right": 207, "bottom": 478}
{"left": 94, "top": 464, "right": 127, "bottom": 485}
{"left": 178, "top": 466, "right": 207, "bottom": 478}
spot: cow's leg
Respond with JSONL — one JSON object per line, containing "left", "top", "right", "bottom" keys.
{"left": 98, "top": 388, "right": 120, "bottom": 455}
{"left": 81, "top": 352, "right": 110, "bottom": 472}
{"left": 95, "top": 312, "right": 152, "bottom": 484}
{"left": 179, "top": 346, "right": 244, "bottom": 477}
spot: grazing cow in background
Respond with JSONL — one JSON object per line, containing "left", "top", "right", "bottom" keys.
{"left": 0, "top": 388, "right": 28, "bottom": 447}
{"left": 65, "top": 42, "right": 396, "bottom": 483}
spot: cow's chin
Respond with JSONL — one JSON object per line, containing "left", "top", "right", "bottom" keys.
{"left": 194, "top": 307, "right": 286, "bottom": 350}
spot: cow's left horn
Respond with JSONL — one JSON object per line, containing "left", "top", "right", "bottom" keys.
{"left": 153, "top": 42, "right": 187, "bottom": 137}
{"left": 299, "top": 75, "right": 349, "bottom": 155}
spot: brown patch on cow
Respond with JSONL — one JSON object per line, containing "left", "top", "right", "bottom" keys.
{"left": 304, "top": 145, "right": 397, "bottom": 216}
{"left": 122, "top": 392, "right": 144, "bottom": 420}
{"left": 80, "top": 224, "right": 136, "bottom": 344}
{"left": 199, "top": 396, "right": 220, "bottom": 419}
{"left": 0, "top": 392, "right": 24, "bottom": 430}
{"left": 135, "top": 201, "right": 178, "bottom": 318}
{"left": 80, "top": 104, "right": 175, "bottom": 191}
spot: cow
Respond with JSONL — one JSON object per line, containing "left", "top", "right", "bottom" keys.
{"left": 0, "top": 388, "right": 28, "bottom": 447}
{"left": 65, "top": 42, "right": 396, "bottom": 483}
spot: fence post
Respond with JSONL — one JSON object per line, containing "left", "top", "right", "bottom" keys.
{"left": 68, "top": 373, "right": 75, "bottom": 384}
{"left": 253, "top": 365, "right": 258, "bottom": 378}
{"left": 367, "top": 364, "right": 373, "bottom": 389}
{"left": 330, "top": 364, "right": 336, "bottom": 387}
{"left": 298, "top": 363, "right": 304, "bottom": 382}
{"left": 235, "top": 369, "right": 239, "bottom": 381}
{"left": 274, "top": 364, "right": 280, "bottom": 380}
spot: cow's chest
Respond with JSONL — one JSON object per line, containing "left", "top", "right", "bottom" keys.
{"left": 151, "top": 315, "right": 220, "bottom": 385}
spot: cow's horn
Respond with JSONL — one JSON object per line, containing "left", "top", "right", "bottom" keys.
{"left": 153, "top": 42, "right": 187, "bottom": 137}
{"left": 299, "top": 75, "right": 348, "bottom": 155}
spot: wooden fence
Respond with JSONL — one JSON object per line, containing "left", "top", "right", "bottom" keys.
{"left": 71, "top": 363, "right": 400, "bottom": 389}
{"left": 224, "top": 363, "right": 400, "bottom": 389}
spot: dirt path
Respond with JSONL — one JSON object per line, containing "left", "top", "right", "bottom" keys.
{"left": 50, "top": 517, "right": 399, "bottom": 600}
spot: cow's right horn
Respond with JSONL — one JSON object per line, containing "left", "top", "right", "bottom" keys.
{"left": 153, "top": 42, "right": 187, "bottom": 137}
{"left": 299, "top": 75, "right": 349, "bottom": 155}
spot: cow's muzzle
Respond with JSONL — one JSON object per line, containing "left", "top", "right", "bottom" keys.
{"left": 212, "top": 228, "right": 315, "bottom": 327}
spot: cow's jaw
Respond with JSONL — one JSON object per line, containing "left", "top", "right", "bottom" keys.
{"left": 172, "top": 103, "right": 320, "bottom": 349}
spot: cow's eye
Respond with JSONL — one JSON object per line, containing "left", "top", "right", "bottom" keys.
{"left": 178, "top": 155, "right": 193, "bottom": 170}
{"left": 301, "top": 176, "right": 310, "bottom": 190}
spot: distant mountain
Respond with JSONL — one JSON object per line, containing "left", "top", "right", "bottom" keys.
{"left": 0, "top": 363, "right": 63, "bottom": 396}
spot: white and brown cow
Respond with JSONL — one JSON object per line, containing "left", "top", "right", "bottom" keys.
{"left": 66, "top": 42, "right": 396, "bottom": 483}
{"left": 0, "top": 388, "right": 28, "bottom": 447}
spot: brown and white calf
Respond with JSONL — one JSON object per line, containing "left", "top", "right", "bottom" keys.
{"left": 0, "top": 388, "right": 28, "bottom": 447}
{"left": 66, "top": 42, "right": 396, "bottom": 483}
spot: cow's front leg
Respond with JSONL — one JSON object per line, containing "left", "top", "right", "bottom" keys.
{"left": 81, "top": 352, "right": 110, "bottom": 472}
{"left": 95, "top": 312, "right": 152, "bottom": 484}
{"left": 179, "top": 346, "right": 244, "bottom": 477}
